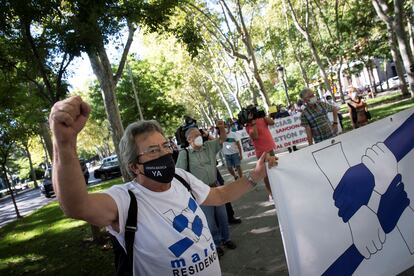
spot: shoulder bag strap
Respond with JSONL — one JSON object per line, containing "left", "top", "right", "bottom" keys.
{"left": 185, "top": 148, "right": 190, "bottom": 172}
{"left": 174, "top": 173, "right": 196, "bottom": 199}
{"left": 125, "top": 190, "right": 137, "bottom": 275}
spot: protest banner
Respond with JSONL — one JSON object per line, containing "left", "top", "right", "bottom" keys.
{"left": 269, "top": 114, "right": 308, "bottom": 149}
{"left": 237, "top": 114, "right": 308, "bottom": 159}
{"left": 267, "top": 108, "right": 414, "bottom": 275}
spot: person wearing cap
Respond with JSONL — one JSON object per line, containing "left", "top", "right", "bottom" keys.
{"left": 176, "top": 120, "right": 236, "bottom": 257}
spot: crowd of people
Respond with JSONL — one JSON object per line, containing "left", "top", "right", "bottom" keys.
{"left": 47, "top": 85, "right": 370, "bottom": 275}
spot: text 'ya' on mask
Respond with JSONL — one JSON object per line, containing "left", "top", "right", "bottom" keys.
{"left": 138, "top": 154, "right": 176, "bottom": 183}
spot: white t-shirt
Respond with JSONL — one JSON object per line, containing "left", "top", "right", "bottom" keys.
{"left": 104, "top": 168, "right": 221, "bottom": 276}
{"left": 222, "top": 131, "right": 240, "bottom": 156}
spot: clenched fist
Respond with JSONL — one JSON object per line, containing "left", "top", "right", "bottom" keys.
{"left": 49, "top": 96, "right": 91, "bottom": 146}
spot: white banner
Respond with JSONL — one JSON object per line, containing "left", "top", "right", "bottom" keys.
{"left": 269, "top": 114, "right": 308, "bottom": 150}
{"left": 237, "top": 115, "right": 308, "bottom": 159}
{"left": 268, "top": 108, "right": 414, "bottom": 275}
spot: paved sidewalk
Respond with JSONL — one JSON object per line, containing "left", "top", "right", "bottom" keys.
{"left": 217, "top": 158, "right": 289, "bottom": 276}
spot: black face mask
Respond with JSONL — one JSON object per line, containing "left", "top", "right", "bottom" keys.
{"left": 138, "top": 154, "right": 175, "bottom": 183}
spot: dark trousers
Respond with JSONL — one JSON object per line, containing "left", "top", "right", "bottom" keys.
{"left": 216, "top": 169, "right": 235, "bottom": 220}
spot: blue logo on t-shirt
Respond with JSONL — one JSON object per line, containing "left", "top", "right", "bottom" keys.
{"left": 164, "top": 197, "right": 210, "bottom": 257}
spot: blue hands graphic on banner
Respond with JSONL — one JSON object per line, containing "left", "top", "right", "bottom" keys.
{"left": 321, "top": 113, "right": 414, "bottom": 275}
{"left": 168, "top": 198, "right": 205, "bottom": 258}
{"left": 377, "top": 174, "right": 410, "bottom": 234}
{"left": 333, "top": 163, "right": 375, "bottom": 223}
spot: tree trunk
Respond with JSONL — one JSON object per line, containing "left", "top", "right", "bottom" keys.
{"left": 24, "top": 142, "right": 38, "bottom": 188}
{"left": 87, "top": 51, "right": 130, "bottom": 181}
{"left": 391, "top": 33, "right": 410, "bottom": 95}
{"left": 2, "top": 166, "right": 21, "bottom": 218}
{"left": 286, "top": 0, "right": 333, "bottom": 97}
{"left": 242, "top": 68, "right": 258, "bottom": 105}
{"left": 39, "top": 122, "right": 53, "bottom": 162}
{"left": 372, "top": 0, "right": 410, "bottom": 96}
{"left": 336, "top": 63, "right": 345, "bottom": 103}
{"left": 394, "top": 0, "right": 414, "bottom": 97}
{"left": 295, "top": 53, "right": 310, "bottom": 87}
{"left": 127, "top": 62, "right": 144, "bottom": 121}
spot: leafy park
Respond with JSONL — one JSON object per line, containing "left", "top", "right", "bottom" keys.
{"left": 1, "top": 0, "right": 414, "bottom": 275}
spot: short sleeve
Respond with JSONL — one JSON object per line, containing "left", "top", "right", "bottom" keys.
{"left": 321, "top": 102, "right": 334, "bottom": 112}
{"left": 103, "top": 185, "right": 131, "bottom": 246}
{"left": 175, "top": 168, "right": 211, "bottom": 204}
{"left": 205, "top": 139, "right": 222, "bottom": 154}
{"left": 175, "top": 149, "right": 188, "bottom": 171}
{"left": 300, "top": 112, "right": 309, "bottom": 127}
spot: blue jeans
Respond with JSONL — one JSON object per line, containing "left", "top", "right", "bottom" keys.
{"left": 201, "top": 204, "right": 230, "bottom": 246}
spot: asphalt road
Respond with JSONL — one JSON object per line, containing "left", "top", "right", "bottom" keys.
{"left": 0, "top": 188, "right": 55, "bottom": 228}
{"left": 0, "top": 168, "right": 101, "bottom": 229}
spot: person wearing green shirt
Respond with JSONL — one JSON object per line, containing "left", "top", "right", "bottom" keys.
{"left": 176, "top": 121, "right": 237, "bottom": 257}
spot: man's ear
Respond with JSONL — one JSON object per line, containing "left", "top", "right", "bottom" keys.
{"left": 129, "top": 164, "right": 140, "bottom": 176}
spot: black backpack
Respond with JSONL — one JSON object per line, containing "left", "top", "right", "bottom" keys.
{"left": 111, "top": 173, "right": 194, "bottom": 276}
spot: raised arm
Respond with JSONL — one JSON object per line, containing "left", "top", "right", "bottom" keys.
{"left": 203, "top": 153, "right": 278, "bottom": 205}
{"left": 49, "top": 96, "right": 118, "bottom": 229}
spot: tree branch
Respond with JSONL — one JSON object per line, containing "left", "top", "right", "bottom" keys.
{"left": 114, "top": 22, "right": 136, "bottom": 85}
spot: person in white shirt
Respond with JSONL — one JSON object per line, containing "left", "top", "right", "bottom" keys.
{"left": 49, "top": 96, "right": 277, "bottom": 276}
{"left": 222, "top": 124, "right": 243, "bottom": 180}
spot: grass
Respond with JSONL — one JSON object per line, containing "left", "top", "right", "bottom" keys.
{"left": 1, "top": 92, "right": 413, "bottom": 275}
{"left": 338, "top": 91, "right": 414, "bottom": 131}
{"left": 0, "top": 177, "right": 122, "bottom": 276}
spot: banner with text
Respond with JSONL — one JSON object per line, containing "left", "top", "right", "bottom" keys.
{"left": 238, "top": 115, "right": 308, "bottom": 159}
{"left": 267, "top": 108, "right": 414, "bottom": 275}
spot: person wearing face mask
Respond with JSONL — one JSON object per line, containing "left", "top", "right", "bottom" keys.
{"left": 49, "top": 96, "right": 277, "bottom": 275}
{"left": 347, "top": 87, "right": 369, "bottom": 129}
{"left": 222, "top": 123, "right": 243, "bottom": 180}
{"left": 325, "top": 95, "right": 344, "bottom": 130}
{"left": 299, "top": 88, "right": 339, "bottom": 145}
{"left": 176, "top": 122, "right": 237, "bottom": 257}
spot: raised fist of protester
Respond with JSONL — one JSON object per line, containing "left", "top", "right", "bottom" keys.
{"left": 49, "top": 96, "right": 91, "bottom": 146}
{"left": 349, "top": 205, "right": 386, "bottom": 259}
{"left": 362, "top": 143, "right": 397, "bottom": 195}
{"left": 216, "top": 119, "right": 225, "bottom": 129}
{"left": 333, "top": 163, "right": 375, "bottom": 223}
{"left": 377, "top": 174, "right": 410, "bottom": 234}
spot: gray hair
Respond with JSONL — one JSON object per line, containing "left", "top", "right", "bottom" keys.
{"left": 119, "top": 120, "right": 164, "bottom": 178}
{"left": 299, "top": 88, "right": 312, "bottom": 99}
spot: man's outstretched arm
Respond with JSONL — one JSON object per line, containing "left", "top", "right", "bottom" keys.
{"left": 50, "top": 96, "right": 118, "bottom": 230}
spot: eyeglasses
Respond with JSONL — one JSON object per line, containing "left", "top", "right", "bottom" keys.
{"left": 137, "top": 141, "right": 174, "bottom": 159}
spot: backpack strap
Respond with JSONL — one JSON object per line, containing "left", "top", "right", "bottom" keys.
{"left": 174, "top": 173, "right": 196, "bottom": 199}
{"left": 125, "top": 190, "right": 137, "bottom": 275}
{"left": 185, "top": 148, "right": 190, "bottom": 172}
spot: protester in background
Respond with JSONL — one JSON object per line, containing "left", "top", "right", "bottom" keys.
{"left": 299, "top": 88, "right": 338, "bottom": 145}
{"left": 325, "top": 95, "right": 344, "bottom": 130}
{"left": 168, "top": 136, "right": 179, "bottom": 162}
{"left": 176, "top": 123, "right": 237, "bottom": 257}
{"left": 274, "top": 105, "right": 297, "bottom": 153}
{"left": 347, "top": 88, "right": 369, "bottom": 129}
{"left": 245, "top": 107, "right": 277, "bottom": 200}
{"left": 232, "top": 117, "right": 243, "bottom": 130}
{"left": 202, "top": 124, "right": 242, "bottom": 225}
{"left": 49, "top": 96, "right": 277, "bottom": 275}
{"left": 222, "top": 123, "right": 243, "bottom": 180}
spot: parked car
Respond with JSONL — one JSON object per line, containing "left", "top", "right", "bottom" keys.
{"left": 40, "top": 167, "right": 54, "bottom": 198}
{"left": 94, "top": 155, "right": 121, "bottom": 180}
